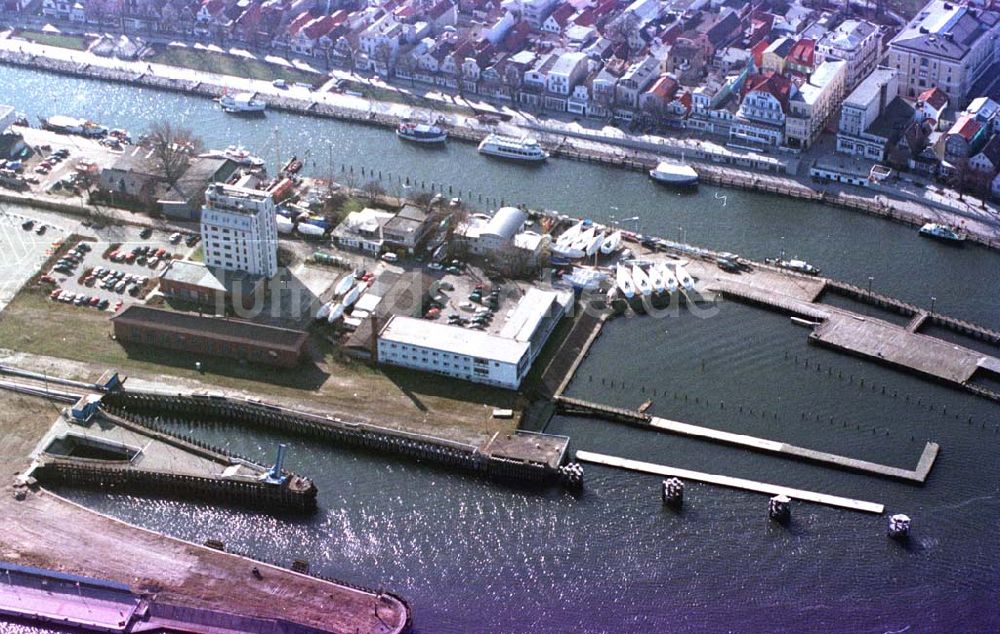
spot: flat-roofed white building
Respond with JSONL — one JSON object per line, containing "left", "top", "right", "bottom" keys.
{"left": 376, "top": 288, "right": 572, "bottom": 389}
{"left": 200, "top": 184, "right": 278, "bottom": 278}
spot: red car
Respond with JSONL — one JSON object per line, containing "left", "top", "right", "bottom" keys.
{"left": 49, "top": 289, "right": 61, "bottom": 300}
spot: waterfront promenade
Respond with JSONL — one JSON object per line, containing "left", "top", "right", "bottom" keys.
{"left": 1, "top": 32, "right": 999, "bottom": 246}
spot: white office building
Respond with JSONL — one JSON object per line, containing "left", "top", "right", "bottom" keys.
{"left": 200, "top": 184, "right": 279, "bottom": 278}
{"left": 376, "top": 288, "right": 572, "bottom": 389}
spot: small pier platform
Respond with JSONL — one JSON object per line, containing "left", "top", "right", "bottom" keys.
{"left": 576, "top": 451, "right": 885, "bottom": 514}
{"left": 708, "top": 279, "right": 830, "bottom": 321}
{"left": 810, "top": 314, "right": 987, "bottom": 385}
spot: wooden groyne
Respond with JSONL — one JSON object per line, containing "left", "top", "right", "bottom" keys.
{"left": 557, "top": 396, "right": 939, "bottom": 483}
{"left": 576, "top": 451, "right": 885, "bottom": 514}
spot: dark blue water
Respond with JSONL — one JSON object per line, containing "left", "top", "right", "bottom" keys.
{"left": 3, "top": 64, "right": 999, "bottom": 632}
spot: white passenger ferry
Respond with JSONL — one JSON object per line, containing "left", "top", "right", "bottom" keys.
{"left": 477, "top": 134, "right": 548, "bottom": 162}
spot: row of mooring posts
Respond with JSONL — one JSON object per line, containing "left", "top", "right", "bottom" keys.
{"left": 660, "top": 478, "right": 911, "bottom": 540}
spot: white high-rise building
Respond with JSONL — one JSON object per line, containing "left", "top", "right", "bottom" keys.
{"left": 200, "top": 184, "right": 278, "bottom": 278}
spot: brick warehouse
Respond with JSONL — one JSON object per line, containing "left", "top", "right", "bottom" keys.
{"left": 110, "top": 306, "right": 308, "bottom": 368}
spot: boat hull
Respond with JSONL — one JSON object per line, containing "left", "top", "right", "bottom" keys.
{"left": 396, "top": 130, "right": 448, "bottom": 144}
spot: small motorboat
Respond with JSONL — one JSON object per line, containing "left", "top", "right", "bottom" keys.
{"left": 600, "top": 230, "right": 622, "bottom": 254}
{"left": 342, "top": 285, "right": 362, "bottom": 308}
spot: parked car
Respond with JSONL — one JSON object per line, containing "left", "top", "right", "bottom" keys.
{"left": 139, "top": 227, "right": 153, "bottom": 239}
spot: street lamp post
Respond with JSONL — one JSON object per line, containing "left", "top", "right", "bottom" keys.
{"left": 930, "top": 296, "right": 936, "bottom": 313}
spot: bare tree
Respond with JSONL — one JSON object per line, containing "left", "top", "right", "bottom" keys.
{"left": 362, "top": 180, "right": 385, "bottom": 201}
{"left": 145, "top": 121, "right": 203, "bottom": 185}
{"left": 605, "top": 13, "right": 641, "bottom": 57}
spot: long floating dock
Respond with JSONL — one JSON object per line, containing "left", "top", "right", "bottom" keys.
{"left": 649, "top": 416, "right": 939, "bottom": 483}
{"left": 556, "top": 396, "right": 939, "bottom": 483}
{"left": 576, "top": 451, "right": 885, "bottom": 514}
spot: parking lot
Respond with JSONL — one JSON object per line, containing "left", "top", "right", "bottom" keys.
{"left": 419, "top": 260, "right": 531, "bottom": 335}
{"left": 43, "top": 226, "right": 198, "bottom": 314}
{"left": 0, "top": 208, "right": 70, "bottom": 311}
{"left": 13, "top": 127, "right": 120, "bottom": 197}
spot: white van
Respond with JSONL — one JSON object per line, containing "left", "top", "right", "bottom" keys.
{"left": 381, "top": 252, "right": 398, "bottom": 263}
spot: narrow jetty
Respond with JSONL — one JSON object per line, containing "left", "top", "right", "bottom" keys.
{"left": 556, "top": 396, "right": 939, "bottom": 482}
{"left": 576, "top": 451, "right": 885, "bottom": 514}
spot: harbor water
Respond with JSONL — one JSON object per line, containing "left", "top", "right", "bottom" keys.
{"left": 2, "top": 66, "right": 1000, "bottom": 632}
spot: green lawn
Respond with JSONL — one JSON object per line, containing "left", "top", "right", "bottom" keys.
{"left": 0, "top": 287, "right": 516, "bottom": 443}
{"left": 18, "top": 30, "right": 90, "bottom": 51}
{"left": 154, "top": 47, "right": 322, "bottom": 86}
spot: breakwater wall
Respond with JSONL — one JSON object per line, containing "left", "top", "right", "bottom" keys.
{"left": 101, "top": 390, "right": 579, "bottom": 488}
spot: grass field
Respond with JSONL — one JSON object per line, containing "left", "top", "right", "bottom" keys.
{"left": 154, "top": 47, "right": 322, "bottom": 86}
{"left": 0, "top": 287, "right": 517, "bottom": 444}
{"left": 17, "top": 30, "right": 90, "bottom": 51}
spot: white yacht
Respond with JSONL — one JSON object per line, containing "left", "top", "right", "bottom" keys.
{"left": 218, "top": 92, "right": 266, "bottom": 114}
{"left": 600, "top": 231, "right": 622, "bottom": 255}
{"left": 570, "top": 227, "right": 596, "bottom": 252}
{"left": 631, "top": 265, "right": 653, "bottom": 296}
{"left": 334, "top": 274, "right": 355, "bottom": 297}
{"left": 675, "top": 263, "right": 695, "bottom": 291}
{"left": 649, "top": 161, "right": 698, "bottom": 187}
{"left": 647, "top": 265, "right": 666, "bottom": 294}
{"left": 658, "top": 263, "right": 678, "bottom": 294}
{"left": 478, "top": 134, "right": 548, "bottom": 162}
{"left": 557, "top": 221, "right": 584, "bottom": 246}
{"left": 326, "top": 303, "right": 345, "bottom": 324}
{"left": 585, "top": 232, "right": 605, "bottom": 257}
{"left": 616, "top": 264, "right": 636, "bottom": 299}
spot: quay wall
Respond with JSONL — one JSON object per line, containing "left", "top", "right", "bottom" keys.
{"left": 101, "top": 391, "right": 571, "bottom": 487}
{"left": 2, "top": 49, "right": 995, "bottom": 250}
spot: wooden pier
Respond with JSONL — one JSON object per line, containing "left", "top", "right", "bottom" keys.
{"left": 576, "top": 451, "right": 885, "bottom": 514}
{"left": 557, "top": 397, "right": 939, "bottom": 482}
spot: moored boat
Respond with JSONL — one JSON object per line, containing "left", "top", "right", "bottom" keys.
{"left": 647, "top": 264, "right": 666, "bottom": 294}
{"left": 919, "top": 222, "right": 966, "bottom": 243}
{"left": 478, "top": 134, "right": 548, "bottom": 162}
{"left": 396, "top": 121, "right": 448, "bottom": 144}
{"left": 218, "top": 92, "right": 266, "bottom": 114}
{"left": 649, "top": 161, "right": 698, "bottom": 187}
{"left": 765, "top": 257, "right": 820, "bottom": 276}
{"left": 585, "top": 232, "right": 605, "bottom": 257}
{"left": 41, "top": 115, "right": 108, "bottom": 138}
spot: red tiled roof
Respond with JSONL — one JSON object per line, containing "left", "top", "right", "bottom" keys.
{"left": 645, "top": 74, "right": 679, "bottom": 100}
{"left": 787, "top": 38, "right": 815, "bottom": 67}
{"left": 744, "top": 71, "right": 793, "bottom": 110}
{"left": 548, "top": 3, "right": 575, "bottom": 28}
{"left": 919, "top": 86, "right": 948, "bottom": 110}
{"left": 751, "top": 39, "right": 770, "bottom": 68}
{"left": 286, "top": 11, "right": 313, "bottom": 36}
{"left": 428, "top": 0, "right": 454, "bottom": 20}
{"left": 949, "top": 115, "right": 981, "bottom": 141}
